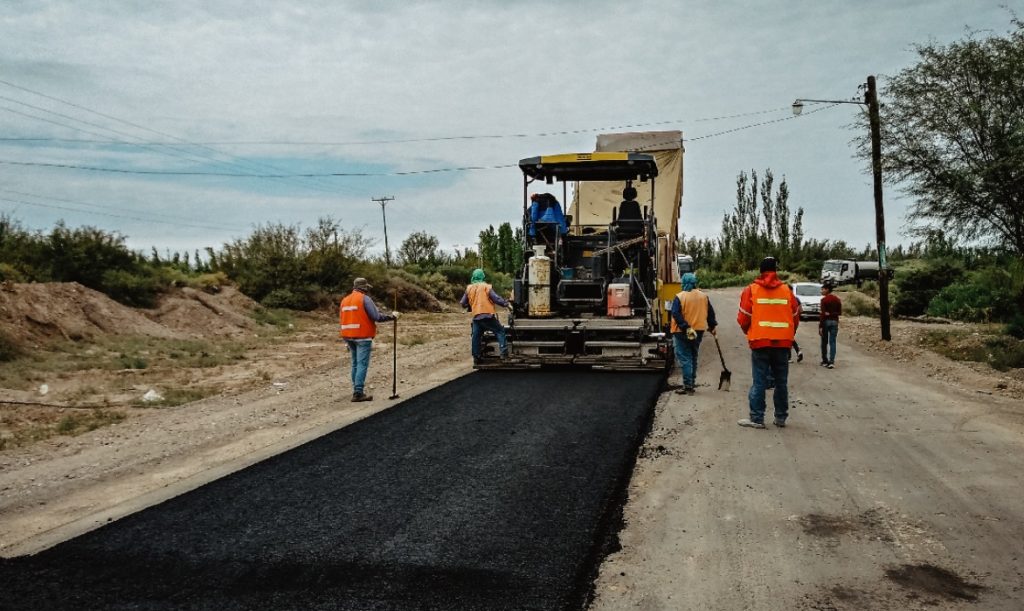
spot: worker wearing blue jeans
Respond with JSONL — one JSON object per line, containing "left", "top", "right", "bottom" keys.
{"left": 460, "top": 268, "right": 510, "bottom": 362}
{"left": 670, "top": 273, "right": 718, "bottom": 394}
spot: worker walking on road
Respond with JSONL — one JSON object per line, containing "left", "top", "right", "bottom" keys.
{"left": 339, "top": 277, "right": 398, "bottom": 402}
{"left": 460, "top": 268, "right": 510, "bottom": 363}
{"left": 670, "top": 272, "right": 718, "bottom": 395}
{"left": 736, "top": 257, "right": 800, "bottom": 429}
{"left": 819, "top": 281, "right": 842, "bottom": 368}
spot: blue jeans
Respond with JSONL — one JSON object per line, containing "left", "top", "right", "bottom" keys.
{"left": 345, "top": 339, "right": 373, "bottom": 394}
{"left": 673, "top": 331, "right": 704, "bottom": 388}
{"left": 820, "top": 320, "right": 838, "bottom": 364}
{"left": 471, "top": 316, "right": 507, "bottom": 359}
{"left": 749, "top": 348, "right": 790, "bottom": 423}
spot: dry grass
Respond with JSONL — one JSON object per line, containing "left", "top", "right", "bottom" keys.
{"left": 0, "top": 408, "right": 126, "bottom": 451}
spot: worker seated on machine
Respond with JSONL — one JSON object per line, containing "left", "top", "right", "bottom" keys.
{"left": 528, "top": 192, "right": 568, "bottom": 242}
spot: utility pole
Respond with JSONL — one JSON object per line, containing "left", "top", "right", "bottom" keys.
{"left": 866, "top": 76, "right": 891, "bottom": 341}
{"left": 372, "top": 196, "right": 395, "bottom": 267}
{"left": 793, "top": 74, "right": 892, "bottom": 342}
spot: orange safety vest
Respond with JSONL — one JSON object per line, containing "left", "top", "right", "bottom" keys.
{"left": 339, "top": 291, "right": 376, "bottom": 339}
{"left": 747, "top": 283, "right": 794, "bottom": 343}
{"left": 466, "top": 283, "right": 496, "bottom": 316}
{"left": 670, "top": 289, "right": 709, "bottom": 334}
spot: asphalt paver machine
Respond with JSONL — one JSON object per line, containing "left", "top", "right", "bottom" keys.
{"left": 477, "top": 151, "right": 673, "bottom": 371}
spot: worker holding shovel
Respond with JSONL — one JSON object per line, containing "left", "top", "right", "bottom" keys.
{"left": 339, "top": 277, "right": 399, "bottom": 402}
{"left": 669, "top": 272, "right": 718, "bottom": 395}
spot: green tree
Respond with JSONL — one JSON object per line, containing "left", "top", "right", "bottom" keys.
{"left": 720, "top": 169, "right": 802, "bottom": 269}
{"left": 397, "top": 231, "right": 442, "bottom": 267}
{"left": 864, "top": 20, "right": 1024, "bottom": 256}
{"left": 478, "top": 225, "right": 498, "bottom": 270}
{"left": 495, "top": 222, "right": 523, "bottom": 274}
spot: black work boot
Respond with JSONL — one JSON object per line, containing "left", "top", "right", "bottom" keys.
{"left": 352, "top": 392, "right": 373, "bottom": 402}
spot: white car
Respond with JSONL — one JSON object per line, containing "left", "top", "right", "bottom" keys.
{"left": 791, "top": 282, "right": 823, "bottom": 320}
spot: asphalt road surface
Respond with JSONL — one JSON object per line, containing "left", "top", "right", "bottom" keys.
{"left": 0, "top": 370, "right": 663, "bottom": 611}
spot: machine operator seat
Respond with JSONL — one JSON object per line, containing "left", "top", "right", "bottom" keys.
{"left": 615, "top": 186, "right": 644, "bottom": 240}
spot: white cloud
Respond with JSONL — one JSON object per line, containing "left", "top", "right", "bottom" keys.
{"left": 0, "top": 0, "right": 1016, "bottom": 255}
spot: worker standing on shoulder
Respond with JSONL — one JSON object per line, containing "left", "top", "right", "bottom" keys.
{"left": 736, "top": 257, "right": 800, "bottom": 429}
{"left": 819, "top": 281, "right": 842, "bottom": 368}
{"left": 460, "top": 268, "right": 510, "bottom": 363}
{"left": 670, "top": 272, "right": 718, "bottom": 395}
{"left": 339, "top": 277, "right": 398, "bottom": 402}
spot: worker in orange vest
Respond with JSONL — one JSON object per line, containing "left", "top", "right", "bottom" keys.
{"left": 339, "top": 277, "right": 398, "bottom": 402}
{"left": 669, "top": 272, "right": 718, "bottom": 395}
{"left": 736, "top": 257, "right": 800, "bottom": 429}
{"left": 459, "top": 268, "right": 510, "bottom": 363}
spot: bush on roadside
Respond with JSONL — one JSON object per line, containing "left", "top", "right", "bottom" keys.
{"left": 260, "top": 287, "right": 316, "bottom": 310}
{"left": 1007, "top": 312, "right": 1024, "bottom": 340}
{"left": 892, "top": 260, "right": 963, "bottom": 317}
{"left": 100, "top": 268, "right": 166, "bottom": 308}
{"left": 187, "top": 271, "right": 231, "bottom": 293}
{"left": 698, "top": 269, "right": 758, "bottom": 288}
{"left": 838, "top": 290, "right": 880, "bottom": 317}
{"left": 927, "top": 268, "right": 1017, "bottom": 322}
{"left": 0, "top": 262, "right": 25, "bottom": 283}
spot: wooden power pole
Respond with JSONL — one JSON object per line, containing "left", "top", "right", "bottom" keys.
{"left": 372, "top": 196, "right": 395, "bottom": 267}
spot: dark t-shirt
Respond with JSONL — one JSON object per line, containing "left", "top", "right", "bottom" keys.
{"left": 820, "top": 294, "right": 842, "bottom": 324}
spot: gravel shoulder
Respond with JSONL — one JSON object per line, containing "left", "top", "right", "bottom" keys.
{"left": 590, "top": 287, "right": 1024, "bottom": 610}
{"left": 0, "top": 312, "right": 472, "bottom": 557}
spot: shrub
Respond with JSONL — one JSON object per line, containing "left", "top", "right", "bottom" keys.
{"left": 417, "top": 271, "right": 457, "bottom": 301}
{"left": 100, "top": 268, "right": 165, "bottom": 308}
{"left": 698, "top": 269, "right": 758, "bottom": 288}
{"left": 892, "top": 260, "right": 963, "bottom": 317}
{"left": 380, "top": 275, "right": 442, "bottom": 312}
{"left": 1007, "top": 312, "right": 1024, "bottom": 340}
{"left": 251, "top": 307, "right": 294, "bottom": 328}
{"left": 927, "top": 268, "right": 1018, "bottom": 322}
{"left": 186, "top": 271, "right": 230, "bottom": 292}
{"left": 117, "top": 354, "right": 148, "bottom": 370}
{"left": 839, "top": 291, "right": 880, "bottom": 317}
{"left": 261, "top": 288, "right": 315, "bottom": 310}
{"left": 0, "top": 262, "right": 25, "bottom": 283}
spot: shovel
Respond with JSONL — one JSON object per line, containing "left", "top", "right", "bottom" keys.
{"left": 713, "top": 334, "right": 732, "bottom": 391}
{"left": 389, "top": 290, "right": 399, "bottom": 400}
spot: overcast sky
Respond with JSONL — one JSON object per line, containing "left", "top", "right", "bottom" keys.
{"left": 0, "top": 0, "right": 1018, "bottom": 258}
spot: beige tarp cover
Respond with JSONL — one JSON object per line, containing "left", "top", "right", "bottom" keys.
{"left": 570, "top": 131, "right": 684, "bottom": 282}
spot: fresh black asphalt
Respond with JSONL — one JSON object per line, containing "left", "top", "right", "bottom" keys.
{"left": 0, "top": 370, "right": 664, "bottom": 611}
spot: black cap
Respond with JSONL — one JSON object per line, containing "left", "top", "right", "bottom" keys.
{"left": 759, "top": 257, "right": 777, "bottom": 273}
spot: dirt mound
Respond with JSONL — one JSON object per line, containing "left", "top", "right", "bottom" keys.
{"left": 0, "top": 282, "right": 180, "bottom": 344}
{"left": 0, "top": 282, "right": 262, "bottom": 346}
{"left": 145, "top": 286, "right": 259, "bottom": 338}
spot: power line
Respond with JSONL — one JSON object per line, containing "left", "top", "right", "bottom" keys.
{"left": 0, "top": 187, "right": 245, "bottom": 231}
{"left": 0, "top": 159, "right": 518, "bottom": 177}
{"left": 0, "top": 106, "right": 794, "bottom": 147}
{"left": 0, "top": 195, "right": 246, "bottom": 232}
{"left": 0, "top": 79, "right": 360, "bottom": 197}
{"left": 0, "top": 104, "right": 841, "bottom": 179}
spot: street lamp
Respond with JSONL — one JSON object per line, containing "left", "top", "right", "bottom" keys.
{"left": 793, "top": 75, "right": 891, "bottom": 341}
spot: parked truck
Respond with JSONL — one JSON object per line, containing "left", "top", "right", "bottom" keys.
{"left": 476, "top": 131, "right": 684, "bottom": 371}
{"left": 821, "top": 259, "right": 895, "bottom": 287}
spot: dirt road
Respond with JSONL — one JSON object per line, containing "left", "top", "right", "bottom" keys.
{"left": 591, "top": 288, "right": 1024, "bottom": 610}
{"left": 2, "top": 288, "right": 1023, "bottom": 609}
